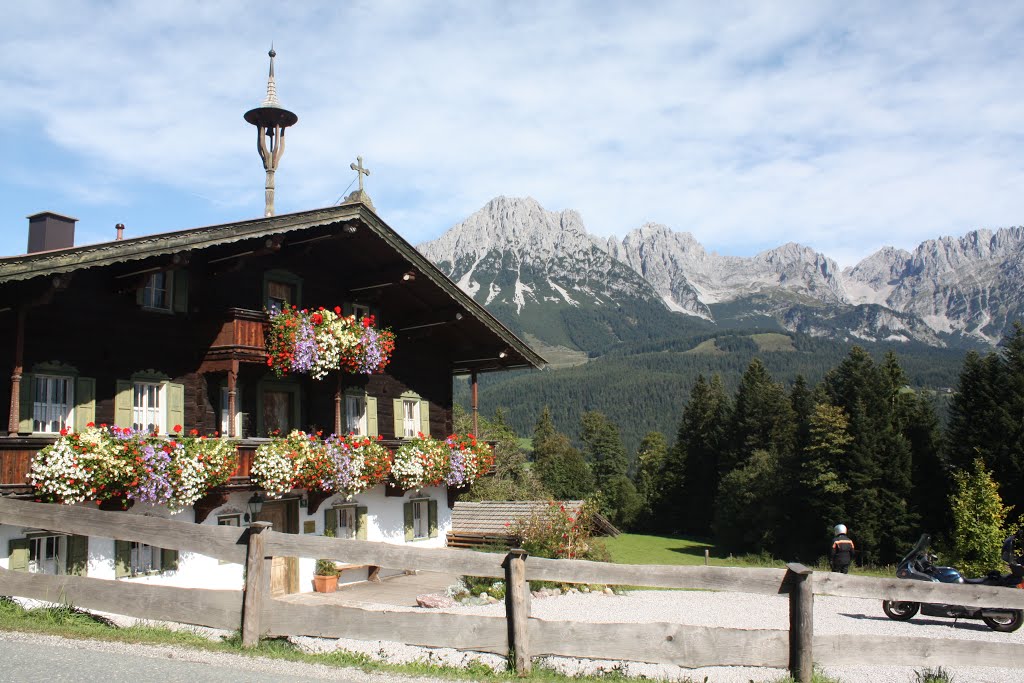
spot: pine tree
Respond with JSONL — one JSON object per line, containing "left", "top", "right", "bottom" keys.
{"left": 792, "top": 402, "right": 853, "bottom": 560}
{"left": 533, "top": 432, "right": 595, "bottom": 500}
{"left": 668, "top": 375, "right": 731, "bottom": 535}
{"left": 714, "top": 449, "right": 783, "bottom": 553}
{"left": 726, "top": 359, "right": 797, "bottom": 473}
{"left": 580, "top": 411, "right": 629, "bottom": 480}
{"left": 634, "top": 431, "right": 668, "bottom": 530}
{"left": 822, "top": 346, "right": 914, "bottom": 564}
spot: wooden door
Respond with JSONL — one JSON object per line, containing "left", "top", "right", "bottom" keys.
{"left": 257, "top": 500, "right": 298, "bottom": 596}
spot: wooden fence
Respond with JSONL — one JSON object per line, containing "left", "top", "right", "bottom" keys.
{"left": 3, "top": 497, "right": 1024, "bottom": 681}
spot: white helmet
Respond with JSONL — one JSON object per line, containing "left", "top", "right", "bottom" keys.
{"left": 834, "top": 524, "right": 847, "bottom": 535}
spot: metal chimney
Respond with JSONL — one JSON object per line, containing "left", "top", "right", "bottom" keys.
{"left": 27, "top": 212, "right": 78, "bottom": 253}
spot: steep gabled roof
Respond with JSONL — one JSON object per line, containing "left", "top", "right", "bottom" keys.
{"left": 0, "top": 201, "right": 545, "bottom": 372}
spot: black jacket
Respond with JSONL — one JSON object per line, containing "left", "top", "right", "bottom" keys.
{"left": 830, "top": 533, "right": 855, "bottom": 565}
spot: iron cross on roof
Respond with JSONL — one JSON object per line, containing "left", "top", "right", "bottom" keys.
{"left": 350, "top": 156, "right": 370, "bottom": 193}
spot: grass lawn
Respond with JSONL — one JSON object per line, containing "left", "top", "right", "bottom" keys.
{"left": 602, "top": 533, "right": 893, "bottom": 577}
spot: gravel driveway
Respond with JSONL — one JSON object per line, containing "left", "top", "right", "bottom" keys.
{"left": 292, "top": 588, "right": 1024, "bottom": 683}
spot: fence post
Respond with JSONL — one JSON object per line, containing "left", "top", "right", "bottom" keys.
{"left": 786, "top": 562, "right": 813, "bottom": 683}
{"left": 241, "top": 521, "right": 272, "bottom": 648}
{"left": 504, "top": 548, "right": 530, "bottom": 676}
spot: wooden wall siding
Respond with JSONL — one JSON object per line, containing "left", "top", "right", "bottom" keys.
{"left": 1, "top": 259, "right": 456, "bottom": 440}
{"left": 0, "top": 448, "right": 33, "bottom": 486}
{"left": 4, "top": 497, "right": 1024, "bottom": 679}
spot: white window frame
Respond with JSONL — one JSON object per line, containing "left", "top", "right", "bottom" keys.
{"left": 402, "top": 399, "right": 420, "bottom": 438}
{"left": 412, "top": 499, "right": 429, "bottom": 540}
{"left": 142, "top": 271, "right": 173, "bottom": 311}
{"left": 133, "top": 381, "right": 164, "bottom": 434}
{"left": 129, "top": 541, "right": 162, "bottom": 575}
{"left": 29, "top": 534, "right": 67, "bottom": 575}
{"left": 346, "top": 395, "right": 366, "bottom": 436}
{"left": 32, "top": 374, "right": 74, "bottom": 434}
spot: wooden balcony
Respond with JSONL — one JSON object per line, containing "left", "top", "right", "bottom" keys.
{"left": 200, "top": 308, "right": 269, "bottom": 371}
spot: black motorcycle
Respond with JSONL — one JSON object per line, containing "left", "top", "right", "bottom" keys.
{"left": 881, "top": 533, "right": 1024, "bottom": 632}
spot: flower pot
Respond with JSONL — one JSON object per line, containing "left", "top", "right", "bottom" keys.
{"left": 312, "top": 574, "right": 339, "bottom": 593}
{"left": 97, "top": 496, "right": 134, "bottom": 511}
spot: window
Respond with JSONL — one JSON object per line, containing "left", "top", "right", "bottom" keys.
{"left": 29, "top": 535, "right": 66, "bottom": 575}
{"left": 32, "top": 375, "right": 73, "bottom": 434}
{"left": 130, "top": 542, "right": 161, "bottom": 574}
{"left": 337, "top": 505, "right": 357, "bottom": 540}
{"left": 351, "top": 303, "right": 371, "bottom": 320}
{"left": 324, "top": 504, "right": 366, "bottom": 541}
{"left": 412, "top": 499, "right": 429, "bottom": 539}
{"left": 404, "top": 498, "right": 437, "bottom": 542}
{"left": 115, "top": 376, "right": 183, "bottom": 435}
{"left": 393, "top": 392, "right": 429, "bottom": 439}
{"left": 7, "top": 533, "right": 87, "bottom": 576}
{"left": 142, "top": 271, "right": 172, "bottom": 310}
{"left": 133, "top": 382, "right": 163, "bottom": 433}
{"left": 402, "top": 399, "right": 419, "bottom": 438}
{"left": 266, "top": 280, "right": 295, "bottom": 314}
{"left": 115, "top": 539, "right": 177, "bottom": 577}
{"left": 263, "top": 390, "right": 293, "bottom": 434}
{"left": 346, "top": 395, "right": 366, "bottom": 435}
{"left": 217, "top": 514, "right": 241, "bottom": 527}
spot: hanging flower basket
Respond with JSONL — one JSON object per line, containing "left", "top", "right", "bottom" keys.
{"left": 266, "top": 305, "right": 396, "bottom": 379}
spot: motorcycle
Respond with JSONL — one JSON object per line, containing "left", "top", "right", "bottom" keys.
{"left": 881, "top": 533, "right": 1024, "bottom": 632}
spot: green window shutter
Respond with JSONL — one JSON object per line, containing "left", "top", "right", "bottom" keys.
{"left": 114, "top": 380, "right": 133, "bottom": 429}
{"left": 161, "top": 548, "right": 179, "bottom": 572}
{"left": 74, "top": 377, "right": 96, "bottom": 432}
{"left": 419, "top": 400, "right": 430, "bottom": 437}
{"left": 67, "top": 535, "right": 89, "bottom": 576}
{"left": 356, "top": 506, "right": 368, "bottom": 540}
{"left": 366, "top": 396, "right": 378, "bottom": 437}
{"left": 392, "top": 399, "right": 404, "bottom": 439}
{"left": 18, "top": 373, "right": 33, "bottom": 434}
{"left": 8, "top": 538, "right": 29, "bottom": 572}
{"left": 167, "top": 383, "right": 185, "bottom": 431}
{"left": 324, "top": 506, "right": 337, "bottom": 536}
{"left": 428, "top": 500, "right": 438, "bottom": 539}
{"left": 403, "top": 502, "right": 414, "bottom": 542}
{"left": 136, "top": 282, "right": 144, "bottom": 306}
{"left": 172, "top": 270, "right": 189, "bottom": 313}
{"left": 114, "top": 540, "right": 131, "bottom": 578}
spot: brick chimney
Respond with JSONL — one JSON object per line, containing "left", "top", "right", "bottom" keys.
{"left": 27, "top": 212, "right": 78, "bottom": 253}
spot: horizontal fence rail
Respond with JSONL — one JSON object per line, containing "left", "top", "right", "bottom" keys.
{"left": 0, "top": 498, "right": 246, "bottom": 564}
{"left": 0, "top": 566, "right": 241, "bottom": 630}
{"left": 3, "top": 496, "right": 1024, "bottom": 682}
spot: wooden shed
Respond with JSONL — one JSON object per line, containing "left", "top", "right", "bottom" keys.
{"left": 447, "top": 500, "right": 620, "bottom": 549}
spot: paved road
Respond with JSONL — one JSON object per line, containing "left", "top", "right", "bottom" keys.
{"left": 0, "top": 631, "right": 447, "bottom": 683}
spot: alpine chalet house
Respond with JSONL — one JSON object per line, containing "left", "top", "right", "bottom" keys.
{"left": 0, "top": 50, "right": 543, "bottom": 595}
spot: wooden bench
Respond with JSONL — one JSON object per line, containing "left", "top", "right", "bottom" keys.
{"left": 335, "top": 563, "right": 381, "bottom": 582}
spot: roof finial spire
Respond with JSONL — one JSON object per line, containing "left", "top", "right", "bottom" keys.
{"left": 263, "top": 45, "right": 280, "bottom": 108}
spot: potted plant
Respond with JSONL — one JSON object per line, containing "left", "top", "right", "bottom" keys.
{"left": 313, "top": 558, "right": 340, "bottom": 593}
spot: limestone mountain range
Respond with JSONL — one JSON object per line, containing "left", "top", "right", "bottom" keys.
{"left": 418, "top": 196, "right": 1024, "bottom": 351}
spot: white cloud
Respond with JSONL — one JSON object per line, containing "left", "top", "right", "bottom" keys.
{"left": 1, "top": 1, "right": 1023, "bottom": 266}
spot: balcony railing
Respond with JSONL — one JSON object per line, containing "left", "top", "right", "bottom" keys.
{"left": 203, "top": 308, "right": 269, "bottom": 365}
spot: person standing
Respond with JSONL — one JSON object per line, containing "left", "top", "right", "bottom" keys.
{"left": 830, "top": 524, "right": 855, "bottom": 573}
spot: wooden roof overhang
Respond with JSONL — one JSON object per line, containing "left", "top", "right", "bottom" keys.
{"left": 0, "top": 202, "right": 546, "bottom": 373}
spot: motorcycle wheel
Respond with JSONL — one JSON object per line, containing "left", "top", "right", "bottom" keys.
{"left": 983, "top": 610, "right": 1024, "bottom": 633}
{"left": 882, "top": 600, "right": 920, "bottom": 621}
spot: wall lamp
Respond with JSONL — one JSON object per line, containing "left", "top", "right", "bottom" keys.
{"left": 245, "top": 492, "right": 266, "bottom": 524}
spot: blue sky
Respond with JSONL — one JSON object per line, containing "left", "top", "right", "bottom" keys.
{"left": 2, "top": 1, "right": 1023, "bottom": 266}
